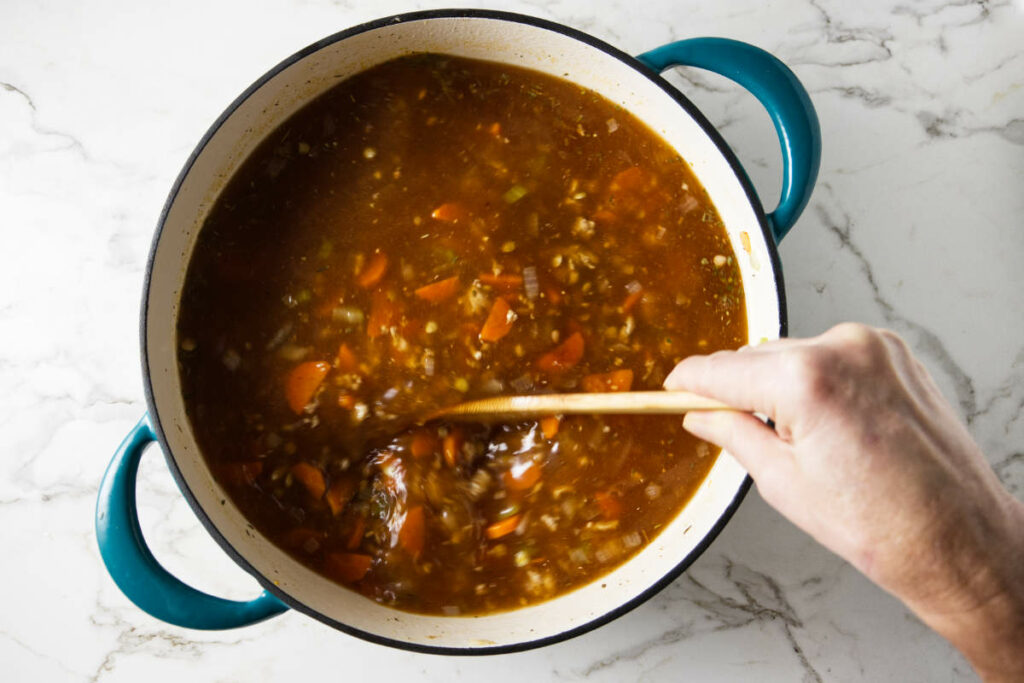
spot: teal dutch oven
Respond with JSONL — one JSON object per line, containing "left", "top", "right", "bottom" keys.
{"left": 96, "top": 9, "right": 820, "bottom": 654}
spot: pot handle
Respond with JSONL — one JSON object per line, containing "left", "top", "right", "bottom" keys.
{"left": 637, "top": 38, "right": 821, "bottom": 242}
{"left": 95, "top": 415, "right": 289, "bottom": 629}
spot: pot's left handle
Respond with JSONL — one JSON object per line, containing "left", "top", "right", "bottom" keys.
{"left": 95, "top": 415, "right": 289, "bottom": 629}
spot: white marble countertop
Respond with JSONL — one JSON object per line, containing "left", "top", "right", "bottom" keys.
{"left": 2, "top": 0, "right": 1022, "bottom": 680}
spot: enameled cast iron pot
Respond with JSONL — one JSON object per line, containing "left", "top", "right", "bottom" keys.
{"left": 95, "top": 9, "right": 820, "bottom": 654}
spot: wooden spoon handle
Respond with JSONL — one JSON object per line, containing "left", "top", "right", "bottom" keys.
{"left": 426, "top": 391, "right": 733, "bottom": 422}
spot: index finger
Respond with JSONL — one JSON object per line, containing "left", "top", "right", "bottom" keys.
{"left": 663, "top": 340, "right": 807, "bottom": 418}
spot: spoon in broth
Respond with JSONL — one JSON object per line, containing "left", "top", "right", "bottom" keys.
{"left": 422, "top": 390, "right": 734, "bottom": 423}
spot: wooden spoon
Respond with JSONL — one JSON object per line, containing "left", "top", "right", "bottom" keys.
{"left": 423, "top": 390, "right": 733, "bottom": 423}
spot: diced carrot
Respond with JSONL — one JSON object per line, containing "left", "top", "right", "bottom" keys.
{"left": 326, "top": 478, "right": 356, "bottom": 516}
{"left": 410, "top": 430, "right": 439, "bottom": 459}
{"left": 217, "top": 461, "right": 263, "bottom": 487}
{"left": 544, "top": 286, "right": 563, "bottom": 305}
{"left": 581, "top": 369, "right": 634, "bottom": 393}
{"left": 594, "top": 491, "right": 623, "bottom": 520}
{"left": 502, "top": 461, "right": 541, "bottom": 491}
{"left": 356, "top": 252, "right": 388, "bottom": 289}
{"left": 346, "top": 515, "right": 366, "bottom": 550}
{"left": 430, "top": 202, "right": 469, "bottom": 223}
{"left": 336, "top": 343, "right": 359, "bottom": 373}
{"left": 326, "top": 552, "right": 373, "bottom": 583}
{"left": 486, "top": 514, "right": 522, "bottom": 540}
{"left": 539, "top": 416, "right": 560, "bottom": 439}
{"left": 367, "top": 289, "right": 399, "bottom": 338}
{"left": 285, "top": 361, "right": 331, "bottom": 413}
{"left": 291, "top": 462, "right": 326, "bottom": 499}
{"left": 443, "top": 428, "right": 463, "bottom": 468}
{"left": 622, "top": 289, "right": 644, "bottom": 314}
{"left": 488, "top": 122, "right": 502, "bottom": 136}
{"left": 536, "top": 332, "right": 585, "bottom": 373}
{"left": 479, "top": 296, "right": 516, "bottom": 342}
{"left": 337, "top": 394, "right": 356, "bottom": 409}
{"left": 399, "top": 505, "right": 426, "bottom": 558}
{"left": 478, "top": 273, "right": 523, "bottom": 291}
{"left": 610, "top": 166, "right": 646, "bottom": 192}
{"left": 414, "top": 276, "right": 460, "bottom": 302}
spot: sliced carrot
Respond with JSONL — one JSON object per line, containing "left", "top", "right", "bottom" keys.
{"left": 431, "top": 202, "right": 469, "bottom": 223}
{"left": 581, "top": 369, "right": 634, "bottom": 393}
{"left": 326, "top": 552, "right": 372, "bottom": 583}
{"left": 367, "top": 289, "right": 399, "bottom": 339}
{"left": 622, "top": 289, "right": 644, "bottom": 314}
{"left": 536, "top": 332, "right": 585, "bottom": 373}
{"left": 410, "top": 430, "right": 439, "bottom": 459}
{"left": 594, "top": 491, "right": 623, "bottom": 520}
{"left": 285, "top": 361, "right": 331, "bottom": 413}
{"left": 443, "top": 428, "right": 463, "bottom": 468}
{"left": 325, "top": 478, "right": 356, "bottom": 516}
{"left": 610, "top": 166, "right": 646, "bottom": 192}
{"left": 356, "top": 252, "right": 388, "bottom": 289}
{"left": 399, "top": 505, "right": 426, "bottom": 558}
{"left": 486, "top": 514, "right": 522, "bottom": 540}
{"left": 480, "top": 296, "right": 516, "bottom": 342}
{"left": 345, "top": 515, "right": 366, "bottom": 550}
{"left": 336, "top": 343, "right": 359, "bottom": 373}
{"left": 478, "top": 273, "right": 523, "bottom": 292}
{"left": 414, "top": 276, "right": 460, "bottom": 303}
{"left": 291, "top": 462, "right": 326, "bottom": 499}
{"left": 539, "top": 416, "right": 560, "bottom": 439}
{"left": 337, "top": 394, "right": 356, "bottom": 409}
{"left": 217, "top": 461, "right": 263, "bottom": 487}
{"left": 592, "top": 208, "right": 618, "bottom": 223}
{"left": 502, "top": 461, "right": 541, "bottom": 491}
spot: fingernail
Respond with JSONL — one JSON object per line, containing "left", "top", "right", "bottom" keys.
{"left": 682, "top": 411, "right": 711, "bottom": 433}
{"left": 663, "top": 365, "right": 688, "bottom": 390}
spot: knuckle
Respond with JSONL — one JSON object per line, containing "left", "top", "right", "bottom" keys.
{"left": 827, "top": 322, "right": 890, "bottom": 366}
{"left": 827, "top": 322, "right": 876, "bottom": 348}
{"left": 786, "top": 348, "right": 835, "bottom": 403}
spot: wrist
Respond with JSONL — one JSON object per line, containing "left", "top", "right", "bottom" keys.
{"left": 908, "top": 494, "right": 1024, "bottom": 681}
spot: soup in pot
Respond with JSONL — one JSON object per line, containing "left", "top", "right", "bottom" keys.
{"left": 177, "top": 53, "right": 746, "bottom": 615}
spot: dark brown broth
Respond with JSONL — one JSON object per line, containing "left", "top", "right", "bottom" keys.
{"left": 178, "top": 53, "right": 747, "bottom": 615}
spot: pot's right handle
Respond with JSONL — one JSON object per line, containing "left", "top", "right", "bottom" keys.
{"left": 95, "top": 415, "right": 289, "bottom": 629}
{"left": 637, "top": 38, "right": 821, "bottom": 242}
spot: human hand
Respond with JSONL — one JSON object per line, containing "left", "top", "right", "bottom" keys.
{"left": 665, "top": 323, "right": 1024, "bottom": 682}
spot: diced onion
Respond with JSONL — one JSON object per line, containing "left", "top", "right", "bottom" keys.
{"left": 278, "top": 344, "right": 310, "bottom": 362}
{"left": 332, "top": 306, "right": 365, "bottom": 325}
{"left": 569, "top": 547, "right": 590, "bottom": 565}
{"left": 510, "top": 374, "right": 533, "bottom": 393}
{"left": 522, "top": 266, "right": 539, "bottom": 300}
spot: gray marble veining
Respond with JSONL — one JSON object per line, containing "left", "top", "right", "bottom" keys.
{"left": 1, "top": 0, "right": 1021, "bottom": 680}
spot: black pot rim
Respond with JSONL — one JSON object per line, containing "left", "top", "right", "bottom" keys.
{"left": 141, "top": 7, "right": 785, "bottom": 656}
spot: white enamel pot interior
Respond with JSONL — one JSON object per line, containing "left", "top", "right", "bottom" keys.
{"left": 142, "top": 10, "right": 784, "bottom": 653}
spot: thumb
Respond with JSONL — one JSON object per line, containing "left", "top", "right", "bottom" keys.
{"left": 683, "top": 410, "right": 794, "bottom": 489}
